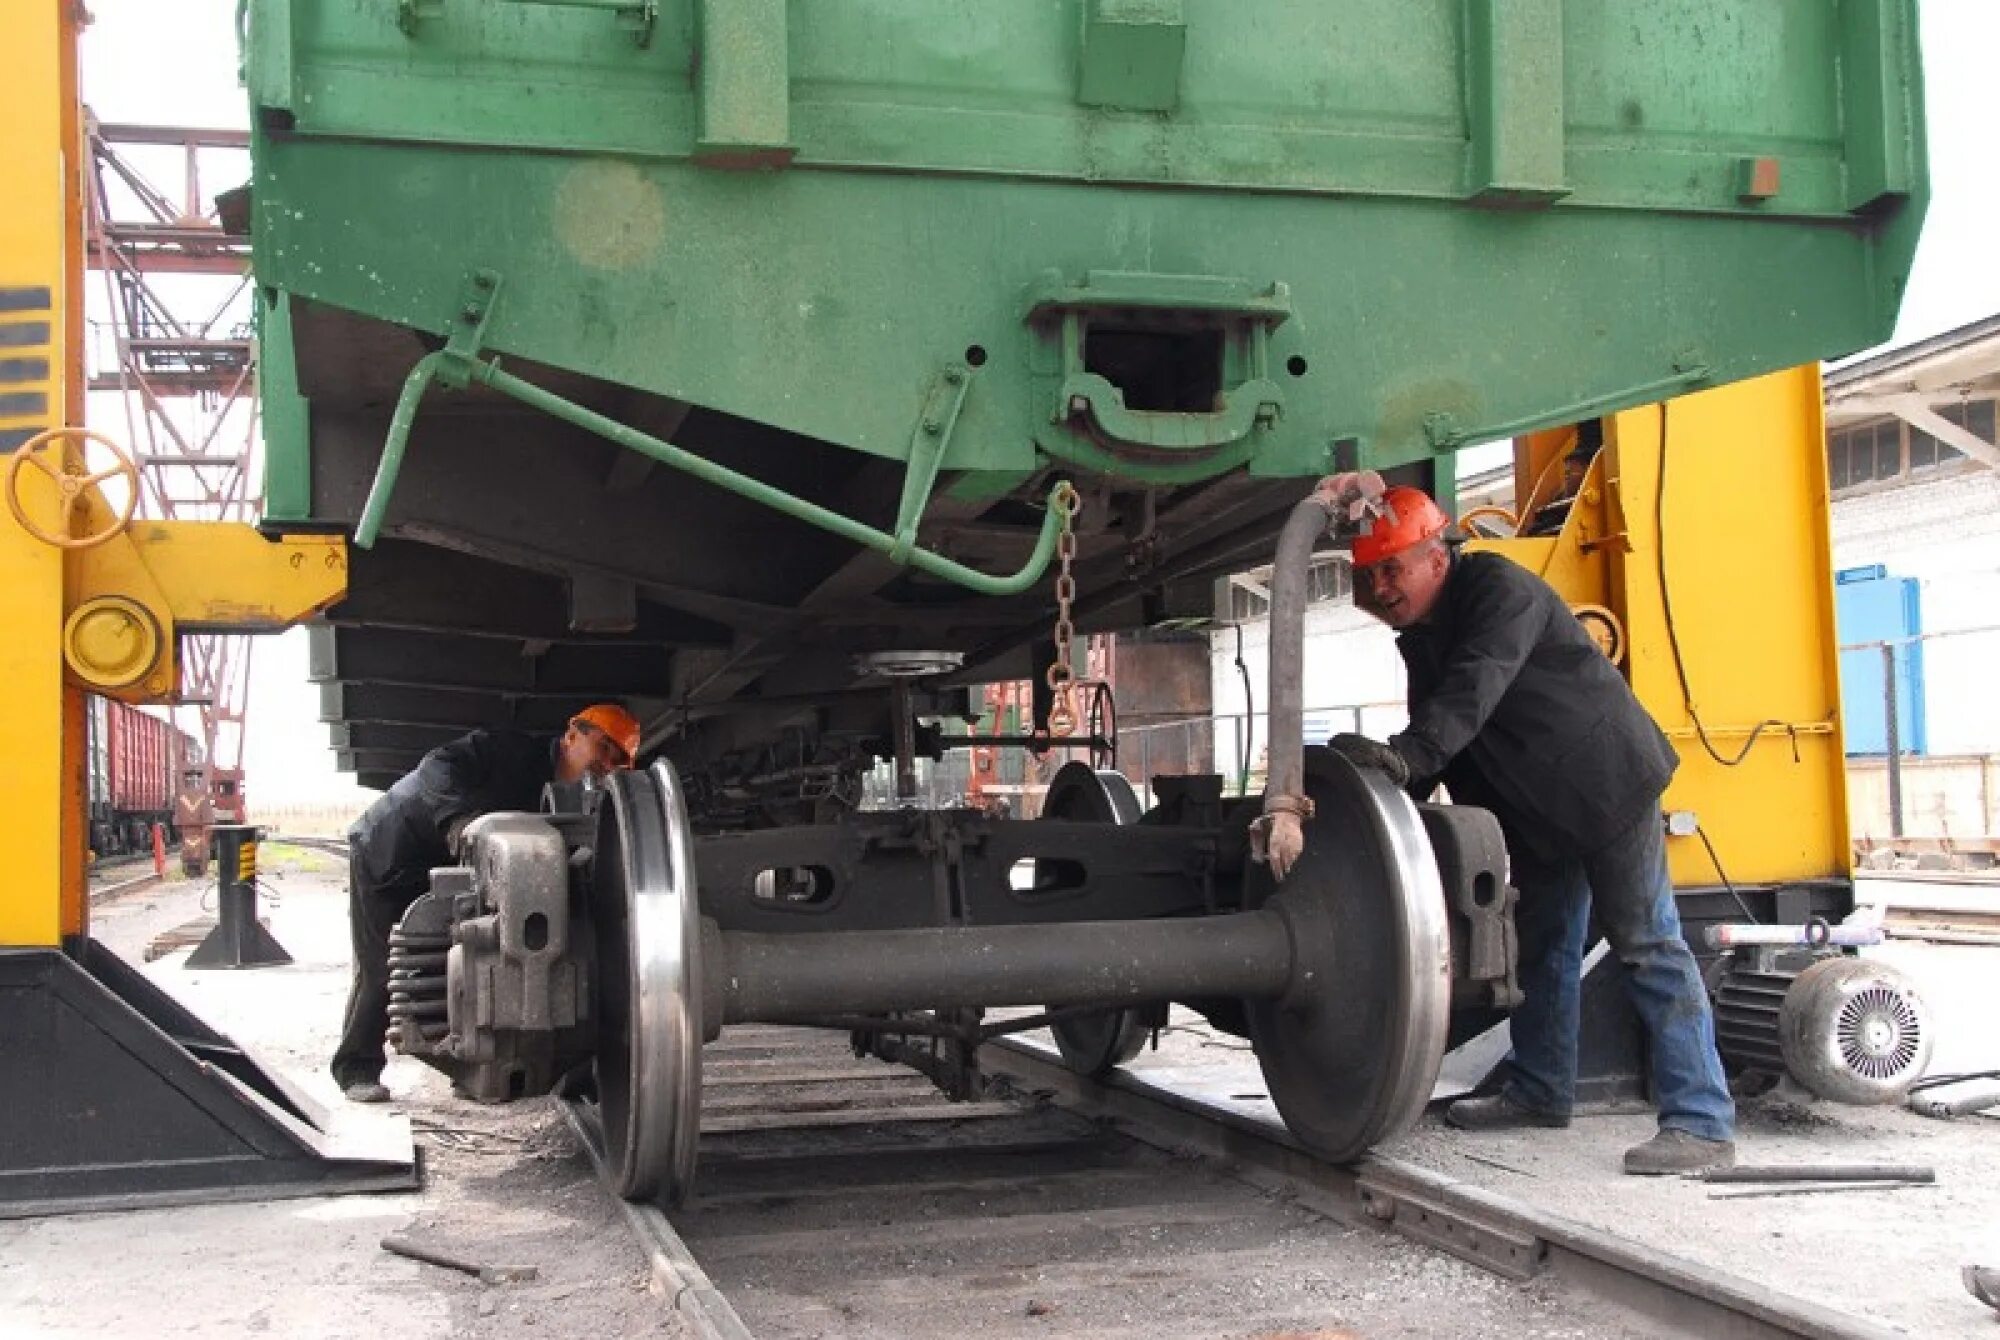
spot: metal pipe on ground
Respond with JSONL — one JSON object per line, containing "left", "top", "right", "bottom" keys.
{"left": 1703, "top": 1164, "right": 1935, "bottom": 1185}
{"left": 709, "top": 911, "right": 1295, "bottom": 1024}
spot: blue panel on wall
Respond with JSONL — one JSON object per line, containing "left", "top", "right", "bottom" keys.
{"left": 1835, "top": 570, "right": 1927, "bottom": 756}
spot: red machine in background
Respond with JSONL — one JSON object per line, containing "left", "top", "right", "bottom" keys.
{"left": 84, "top": 696, "right": 202, "bottom": 860}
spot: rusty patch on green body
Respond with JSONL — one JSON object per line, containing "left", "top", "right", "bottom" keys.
{"left": 552, "top": 161, "right": 668, "bottom": 271}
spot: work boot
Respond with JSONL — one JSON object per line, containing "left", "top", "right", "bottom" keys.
{"left": 1622, "top": 1128, "right": 1735, "bottom": 1176}
{"left": 1445, "top": 1092, "right": 1570, "bottom": 1131}
{"left": 342, "top": 1079, "right": 391, "bottom": 1104}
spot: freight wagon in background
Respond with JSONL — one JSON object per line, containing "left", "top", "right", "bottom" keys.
{"left": 85, "top": 696, "right": 201, "bottom": 859}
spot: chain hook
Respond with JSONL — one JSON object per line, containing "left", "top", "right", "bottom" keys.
{"left": 1044, "top": 482, "right": 1081, "bottom": 738}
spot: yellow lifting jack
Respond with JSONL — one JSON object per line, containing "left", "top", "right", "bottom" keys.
{"left": 0, "top": 1, "right": 414, "bottom": 1216}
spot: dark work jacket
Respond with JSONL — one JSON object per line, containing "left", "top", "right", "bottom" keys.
{"left": 347, "top": 730, "right": 557, "bottom": 893}
{"left": 1389, "top": 551, "right": 1677, "bottom": 862}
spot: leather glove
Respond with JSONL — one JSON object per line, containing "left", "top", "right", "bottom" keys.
{"left": 445, "top": 813, "right": 477, "bottom": 860}
{"left": 1311, "top": 470, "right": 1391, "bottom": 532}
{"left": 1327, "top": 733, "right": 1411, "bottom": 788}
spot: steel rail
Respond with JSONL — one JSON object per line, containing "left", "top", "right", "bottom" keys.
{"left": 563, "top": 1100, "right": 752, "bottom": 1340}
{"left": 979, "top": 1038, "right": 1909, "bottom": 1340}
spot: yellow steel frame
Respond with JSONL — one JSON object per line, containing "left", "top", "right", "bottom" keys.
{"left": 2, "top": 1, "right": 347, "bottom": 948}
{"left": 1474, "top": 366, "right": 1850, "bottom": 889}
{"left": 1, "top": 0, "right": 84, "bottom": 949}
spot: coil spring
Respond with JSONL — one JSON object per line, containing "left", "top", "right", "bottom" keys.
{"left": 386, "top": 925, "right": 451, "bottom": 1049}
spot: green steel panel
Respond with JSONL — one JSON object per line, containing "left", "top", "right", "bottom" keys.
{"left": 1077, "top": 0, "right": 1187, "bottom": 113}
{"left": 255, "top": 289, "right": 311, "bottom": 522}
{"left": 695, "top": 0, "right": 794, "bottom": 167}
{"left": 245, "top": 0, "right": 1926, "bottom": 496}
{"left": 1465, "top": 0, "right": 1567, "bottom": 205}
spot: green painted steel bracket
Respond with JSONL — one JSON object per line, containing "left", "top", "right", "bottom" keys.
{"left": 1422, "top": 356, "right": 1711, "bottom": 450}
{"left": 257, "top": 289, "right": 312, "bottom": 521}
{"left": 457, "top": 359, "right": 1066, "bottom": 594}
{"left": 1057, "top": 370, "right": 1282, "bottom": 453}
{"left": 1024, "top": 271, "right": 1293, "bottom": 324}
{"left": 1464, "top": 0, "right": 1569, "bottom": 206}
{"left": 355, "top": 270, "right": 500, "bottom": 544}
{"left": 891, "top": 363, "right": 976, "bottom": 565}
{"left": 1026, "top": 270, "right": 1289, "bottom": 480}
{"left": 1839, "top": 0, "right": 1918, "bottom": 211}
{"left": 403, "top": 0, "right": 657, "bottom": 46}
{"left": 354, "top": 279, "right": 1059, "bottom": 595}
{"left": 1077, "top": 0, "right": 1187, "bottom": 114}
{"left": 395, "top": 0, "right": 441, "bottom": 36}
{"left": 241, "top": 0, "right": 293, "bottom": 113}
{"left": 695, "top": 0, "right": 794, "bottom": 168}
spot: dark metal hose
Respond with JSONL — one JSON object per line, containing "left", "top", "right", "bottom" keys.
{"left": 1258, "top": 493, "right": 1336, "bottom": 878}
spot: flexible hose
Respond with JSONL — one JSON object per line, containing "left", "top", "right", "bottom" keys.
{"left": 1260, "top": 493, "right": 1337, "bottom": 877}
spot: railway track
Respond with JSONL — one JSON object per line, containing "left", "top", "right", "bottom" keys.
{"left": 87, "top": 855, "right": 159, "bottom": 903}
{"left": 570, "top": 1027, "right": 1899, "bottom": 1340}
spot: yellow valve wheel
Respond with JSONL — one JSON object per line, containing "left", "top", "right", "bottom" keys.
{"left": 6, "top": 426, "right": 140, "bottom": 549}
{"left": 1456, "top": 504, "right": 1517, "bottom": 539}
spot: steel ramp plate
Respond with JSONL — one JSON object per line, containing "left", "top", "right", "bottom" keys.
{"left": 0, "top": 940, "right": 418, "bottom": 1218}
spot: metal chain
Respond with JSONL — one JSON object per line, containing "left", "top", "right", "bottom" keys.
{"left": 1045, "top": 482, "right": 1081, "bottom": 737}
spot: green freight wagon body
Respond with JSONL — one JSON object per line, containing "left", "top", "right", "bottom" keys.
{"left": 242, "top": 0, "right": 1926, "bottom": 782}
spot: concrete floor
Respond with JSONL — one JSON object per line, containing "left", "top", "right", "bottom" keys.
{"left": 5, "top": 855, "right": 1996, "bottom": 1337}
{"left": 0, "top": 849, "right": 681, "bottom": 1340}
{"left": 1109, "top": 878, "right": 2000, "bottom": 1340}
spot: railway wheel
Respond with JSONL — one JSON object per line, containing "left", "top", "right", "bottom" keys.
{"left": 1246, "top": 748, "right": 1451, "bottom": 1161}
{"left": 1040, "top": 763, "right": 1162, "bottom": 1075}
{"left": 1779, "top": 955, "right": 1932, "bottom": 1105}
{"left": 593, "top": 761, "right": 704, "bottom": 1205}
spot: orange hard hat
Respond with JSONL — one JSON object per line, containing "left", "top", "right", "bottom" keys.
{"left": 571, "top": 703, "right": 641, "bottom": 767}
{"left": 1352, "top": 486, "right": 1451, "bottom": 567}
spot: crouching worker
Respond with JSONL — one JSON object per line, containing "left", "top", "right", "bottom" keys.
{"left": 331, "top": 704, "right": 641, "bottom": 1103}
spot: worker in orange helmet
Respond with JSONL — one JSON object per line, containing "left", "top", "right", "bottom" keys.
{"left": 1310, "top": 475, "right": 1735, "bottom": 1176}
{"left": 331, "top": 703, "right": 641, "bottom": 1104}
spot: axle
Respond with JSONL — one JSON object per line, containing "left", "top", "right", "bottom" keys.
{"left": 703, "top": 911, "right": 1297, "bottom": 1026}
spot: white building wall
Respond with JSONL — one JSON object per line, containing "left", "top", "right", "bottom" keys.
{"left": 1208, "top": 595, "right": 1407, "bottom": 790}
{"left": 1830, "top": 465, "right": 2000, "bottom": 757}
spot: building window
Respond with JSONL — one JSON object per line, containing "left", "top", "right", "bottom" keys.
{"left": 1828, "top": 419, "right": 1902, "bottom": 489}
{"left": 1942, "top": 397, "right": 1996, "bottom": 445}
{"left": 1216, "top": 555, "right": 1352, "bottom": 623}
{"left": 1828, "top": 397, "right": 1994, "bottom": 494}
{"left": 1908, "top": 427, "right": 1959, "bottom": 472}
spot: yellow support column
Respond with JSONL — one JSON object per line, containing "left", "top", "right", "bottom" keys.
{"left": 0, "top": 0, "right": 82, "bottom": 948}
{"left": 1478, "top": 366, "right": 1850, "bottom": 890}
{"left": 1606, "top": 368, "right": 1849, "bottom": 888}
{"left": 0, "top": 5, "right": 414, "bottom": 1217}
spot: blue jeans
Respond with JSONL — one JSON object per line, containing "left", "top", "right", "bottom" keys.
{"left": 1500, "top": 807, "right": 1736, "bottom": 1142}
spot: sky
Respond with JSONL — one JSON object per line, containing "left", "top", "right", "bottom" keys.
{"left": 76, "top": 0, "right": 2000, "bottom": 809}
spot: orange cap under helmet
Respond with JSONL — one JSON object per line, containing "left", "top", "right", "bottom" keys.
{"left": 1352, "top": 487, "right": 1451, "bottom": 567}
{"left": 571, "top": 703, "right": 641, "bottom": 767}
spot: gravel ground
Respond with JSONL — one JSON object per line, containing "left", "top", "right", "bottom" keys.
{"left": 1086, "top": 925, "right": 2000, "bottom": 1340}
{"left": 0, "top": 853, "right": 681, "bottom": 1340}
{"left": 10, "top": 857, "right": 1995, "bottom": 1337}
{"left": 685, "top": 1029, "right": 1661, "bottom": 1340}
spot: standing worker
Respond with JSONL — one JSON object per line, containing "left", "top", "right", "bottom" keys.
{"left": 1303, "top": 479, "right": 1736, "bottom": 1175}
{"left": 332, "top": 705, "right": 642, "bottom": 1102}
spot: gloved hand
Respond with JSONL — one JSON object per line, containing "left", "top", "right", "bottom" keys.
{"left": 1327, "top": 733, "right": 1410, "bottom": 788}
{"left": 1312, "top": 470, "right": 1392, "bottom": 531}
{"left": 445, "top": 813, "right": 477, "bottom": 860}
